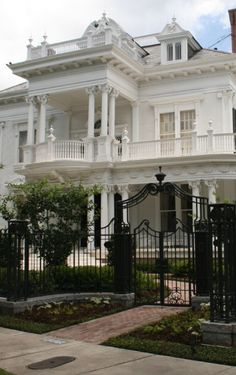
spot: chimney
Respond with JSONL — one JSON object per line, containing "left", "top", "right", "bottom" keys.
{"left": 229, "top": 8, "right": 236, "bottom": 53}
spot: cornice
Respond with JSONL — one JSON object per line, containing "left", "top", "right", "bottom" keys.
{"left": 141, "top": 54, "right": 236, "bottom": 82}
{"left": 8, "top": 45, "right": 144, "bottom": 81}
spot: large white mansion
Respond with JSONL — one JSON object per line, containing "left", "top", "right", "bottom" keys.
{"left": 1, "top": 10, "right": 236, "bottom": 230}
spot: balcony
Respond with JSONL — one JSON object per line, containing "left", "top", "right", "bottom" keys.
{"left": 23, "top": 132, "right": 236, "bottom": 167}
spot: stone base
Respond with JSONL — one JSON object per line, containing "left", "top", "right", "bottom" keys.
{"left": 202, "top": 320, "right": 236, "bottom": 347}
{"left": 0, "top": 292, "right": 135, "bottom": 314}
{"left": 191, "top": 295, "right": 210, "bottom": 310}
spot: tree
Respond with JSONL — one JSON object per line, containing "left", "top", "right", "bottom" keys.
{"left": 0, "top": 180, "right": 100, "bottom": 265}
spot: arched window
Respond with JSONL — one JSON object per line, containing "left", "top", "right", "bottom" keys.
{"left": 175, "top": 42, "right": 182, "bottom": 60}
{"left": 167, "top": 43, "right": 173, "bottom": 61}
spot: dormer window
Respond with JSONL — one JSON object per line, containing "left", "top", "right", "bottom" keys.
{"left": 167, "top": 43, "right": 173, "bottom": 61}
{"left": 167, "top": 42, "right": 182, "bottom": 62}
{"left": 175, "top": 42, "right": 182, "bottom": 60}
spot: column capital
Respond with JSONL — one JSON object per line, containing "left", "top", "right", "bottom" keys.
{"left": 101, "top": 184, "right": 109, "bottom": 193}
{"left": 188, "top": 180, "right": 201, "bottom": 190}
{"left": 86, "top": 86, "right": 97, "bottom": 95}
{"left": 117, "top": 184, "right": 130, "bottom": 194}
{"left": 107, "top": 185, "right": 115, "bottom": 193}
{"left": 205, "top": 179, "right": 218, "bottom": 189}
{"left": 25, "top": 96, "right": 36, "bottom": 105}
{"left": 99, "top": 84, "right": 112, "bottom": 94}
{"left": 131, "top": 100, "right": 140, "bottom": 108}
{"left": 37, "top": 94, "right": 49, "bottom": 105}
{"left": 110, "top": 88, "right": 119, "bottom": 98}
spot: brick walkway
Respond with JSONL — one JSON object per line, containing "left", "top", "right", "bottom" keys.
{"left": 49, "top": 305, "right": 187, "bottom": 344}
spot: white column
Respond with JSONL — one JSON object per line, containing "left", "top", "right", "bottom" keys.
{"left": 26, "top": 96, "right": 35, "bottom": 145}
{"left": 188, "top": 181, "right": 201, "bottom": 221}
{"left": 132, "top": 101, "right": 139, "bottom": 142}
{"left": 109, "top": 89, "right": 119, "bottom": 138}
{"left": 119, "top": 185, "right": 129, "bottom": 224}
{"left": 86, "top": 87, "right": 96, "bottom": 137}
{"left": 206, "top": 180, "right": 217, "bottom": 204}
{"left": 100, "top": 85, "right": 110, "bottom": 136}
{"left": 37, "top": 95, "right": 48, "bottom": 143}
{"left": 108, "top": 187, "right": 115, "bottom": 223}
{"left": 101, "top": 187, "right": 108, "bottom": 228}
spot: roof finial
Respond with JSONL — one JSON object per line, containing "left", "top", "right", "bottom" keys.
{"left": 28, "top": 35, "right": 33, "bottom": 45}
{"left": 43, "top": 32, "right": 47, "bottom": 42}
{"left": 172, "top": 15, "right": 176, "bottom": 23}
{"left": 102, "top": 11, "right": 107, "bottom": 19}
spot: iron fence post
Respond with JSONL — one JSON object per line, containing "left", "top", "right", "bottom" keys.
{"left": 7, "top": 220, "right": 29, "bottom": 301}
{"left": 114, "top": 228, "right": 132, "bottom": 294}
{"left": 194, "top": 221, "right": 210, "bottom": 296}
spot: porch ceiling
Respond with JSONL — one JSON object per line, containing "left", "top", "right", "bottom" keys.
{"left": 48, "top": 88, "right": 127, "bottom": 112}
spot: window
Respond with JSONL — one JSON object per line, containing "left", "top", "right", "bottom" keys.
{"left": 175, "top": 42, "right": 181, "bottom": 60}
{"left": 18, "top": 130, "right": 27, "bottom": 163}
{"left": 160, "top": 112, "right": 175, "bottom": 139}
{"left": 167, "top": 43, "right": 173, "bottom": 61}
{"left": 180, "top": 110, "right": 195, "bottom": 136}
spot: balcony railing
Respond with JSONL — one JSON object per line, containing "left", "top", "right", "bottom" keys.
{"left": 28, "top": 30, "right": 145, "bottom": 63}
{"left": 25, "top": 132, "right": 236, "bottom": 166}
{"left": 34, "top": 140, "right": 87, "bottom": 163}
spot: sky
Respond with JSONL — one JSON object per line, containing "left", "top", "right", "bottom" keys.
{"left": 1, "top": 0, "right": 236, "bottom": 91}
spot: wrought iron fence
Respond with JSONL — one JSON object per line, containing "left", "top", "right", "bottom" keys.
{"left": 0, "top": 220, "right": 120, "bottom": 301}
{"left": 209, "top": 204, "right": 236, "bottom": 323}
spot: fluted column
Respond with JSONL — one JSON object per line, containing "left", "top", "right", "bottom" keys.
{"left": 109, "top": 89, "right": 119, "bottom": 138}
{"left": 101, "top": 85, "right": 110, "bottom": 136}
{"left": 37, "top": 95, "right": 48, "bottom": 143}
{"left": 86, "top": 86, "right": 96, "bottom": 137}
{"left": 26, "top": 96, "right": 35, "bottom": 145}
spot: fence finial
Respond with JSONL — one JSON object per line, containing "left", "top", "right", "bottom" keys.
{"left": 155, "top": 166, "right": 166, "bottom": 185}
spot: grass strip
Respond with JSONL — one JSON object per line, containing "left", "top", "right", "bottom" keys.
{"left": 104, "top": 336, "right": 236, "bottom": 366}
{"left": 0, "top": 369, "right": 15, "bottom": 375}
{"left": 0, "top": 314, "right": 63, "bottom": 334}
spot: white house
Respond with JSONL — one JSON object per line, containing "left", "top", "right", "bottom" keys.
{"left": 1, "top": 10, "right": 236, "bottom": 231}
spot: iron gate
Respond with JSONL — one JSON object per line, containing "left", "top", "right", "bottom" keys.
{"left": 115, "top": 167, "right": 209, "bottom": 306}
{"left": 134, "top": 219, "right": 195, "bottom": 306}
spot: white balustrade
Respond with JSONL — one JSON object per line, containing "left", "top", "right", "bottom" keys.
{"left": 114, "top": 133, "right": 236, "bottom": 162}
{"left": 213, "top": 133, "right": 235, "bottom": 153}
{"left": 35, "top": 140, "right": 87, "bottom": 162}
{"left": 33, "top": 133, "right": 236, "bottom": 164}
{"left": 28, "top": 34, "right": 144, "bottom": 62}
{"left": 54, "top": 140, "right": 87, "bottom": 160}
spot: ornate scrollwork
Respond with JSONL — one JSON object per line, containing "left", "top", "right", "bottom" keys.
{"left": 168, "top": 287, "right": 184, "bottom": 304}
{"left": 147, "top": 183, "right": 159, "bottom": 196}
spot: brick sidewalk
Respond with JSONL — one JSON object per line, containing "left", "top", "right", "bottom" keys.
{"left": 49, "top": 306, "right": 187, "bottom": 344}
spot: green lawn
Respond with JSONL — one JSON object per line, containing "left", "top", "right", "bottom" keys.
{"left": 0, "top": 369, "right": 15, "bottom": 375}
{"left": 103, "top": 309, "right": 236, "bottom": 366}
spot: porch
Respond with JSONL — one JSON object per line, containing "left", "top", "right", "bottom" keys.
{"left": 23, "top": 131, "right": 236, "bottom": 164}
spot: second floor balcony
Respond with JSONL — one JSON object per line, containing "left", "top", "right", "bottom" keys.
{"left": 21, "top": 130, "right": 236, "bottom": 167}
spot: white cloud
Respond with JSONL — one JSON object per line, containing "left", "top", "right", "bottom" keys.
{"left": 0, "top": 0, "right": 235, "bottom": 90}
